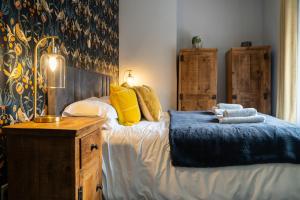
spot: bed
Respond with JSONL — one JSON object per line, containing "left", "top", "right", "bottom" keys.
{"left": 102, "top": 112, "right": 300, "bottom": 200}
{"left": 58, "top": 69, "right": 300, "bottom": 200}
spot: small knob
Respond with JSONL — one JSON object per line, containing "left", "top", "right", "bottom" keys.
{"left": 96, "top": 184, "right": 102, "bottom": 191}
{"left": 90, "top": 144, "right": 98, "bottom": 151}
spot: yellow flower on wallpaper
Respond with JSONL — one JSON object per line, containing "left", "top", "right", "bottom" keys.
{"left": 22, "top": 75, "right": 29, "bottom": 84}
{"left": 16, "top": 82, "right": 24, "bottom": 95}
{"left": 10, "top": 18, "right": 15, "bottom": 25}
{"left": 14, "top": 43, "right": 22, "bottom": 56}
{"left": 10, "top": 36, "right": 16, "bottom": 42}
{"left": 8, "top": 63, "right": 23, "bottom": 80}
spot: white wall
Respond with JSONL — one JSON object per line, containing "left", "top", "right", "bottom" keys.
{"left": 177, "top": 0, "right": 265, "bottom": 102}
{"left": 119, "top": 0, "right": 177, "bottom": 110}
{"left": 263, "top": 0, "right": 280, "bottom": 115}
{"left": 120, "top": 0, "right": 280, "bottom": 111}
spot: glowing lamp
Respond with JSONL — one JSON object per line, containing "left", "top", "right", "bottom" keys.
{"left": 33, "top": 36, "right": 66, "bottom": 123}
{"left": 124, "top": 70, "right": 135, "bottom": 86}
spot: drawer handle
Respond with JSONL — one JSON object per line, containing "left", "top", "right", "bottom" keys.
{"left": 96, "top": 184, "right": 102, "bottom": 192}
{"left": 90, "top": 144, "right": 98, "bottom": 151}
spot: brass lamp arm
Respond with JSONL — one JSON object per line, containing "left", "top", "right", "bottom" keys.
{"left": 33, "top": 36, "right": 59, "bottom": 119}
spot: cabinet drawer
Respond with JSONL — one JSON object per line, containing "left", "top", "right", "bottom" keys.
{"left": 80, "top": 164, "right": 102, "bottom": 200}
{"left": 80, "top": 129, "right": 101, "bottom": 169}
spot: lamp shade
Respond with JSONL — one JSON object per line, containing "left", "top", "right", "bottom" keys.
{"left": 40, "top": 52, "right": 66, "bottom": 88}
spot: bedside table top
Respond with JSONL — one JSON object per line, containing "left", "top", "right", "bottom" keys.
{"left": 3, "top": 117, "right": 105, "bottom": 137}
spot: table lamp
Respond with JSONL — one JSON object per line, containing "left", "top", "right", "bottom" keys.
{"left": 33, "top": 36, "right": 66, "bottom": 123}
{"left": 124, "top": 70, "right": 135, "bottom": 86}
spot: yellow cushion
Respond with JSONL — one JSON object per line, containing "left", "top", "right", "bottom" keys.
{"left": 110, "top": 85, "right": 141, "bottom": 126}
{"left": 125, "top": 84, "right": 162, "bottom": 121}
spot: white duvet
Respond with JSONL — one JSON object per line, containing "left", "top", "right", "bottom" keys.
{"left": 102, "top": 113, "right": 300, "bottom": 200}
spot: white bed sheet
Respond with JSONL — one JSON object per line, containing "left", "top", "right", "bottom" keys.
{"left": 102, "top": 113, "right": 300, "bottom": 200}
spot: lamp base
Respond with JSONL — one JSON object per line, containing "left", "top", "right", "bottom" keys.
{"left": 34, "top": 115, "right": 62, "bottom": 123}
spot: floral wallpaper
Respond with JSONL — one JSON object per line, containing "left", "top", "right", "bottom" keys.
{"left": 0, "top": 0, "right": 119, "bottom": 190}
{"left": 0, "top": 0, "right": 119, "bottom": 124}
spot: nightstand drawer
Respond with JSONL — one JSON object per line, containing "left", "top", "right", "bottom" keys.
{"left": 80, "top": 129, "right": 101, "bottom": 169}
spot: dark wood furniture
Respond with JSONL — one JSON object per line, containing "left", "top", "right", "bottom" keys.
{"left": 226, "top": 46, "right": 271, "bottom": 114}
{"left": 4, "top": 117, "right": 104, "bottom": 200}
{"left": 178, "top": 48, "right": 218, "bottom": 111}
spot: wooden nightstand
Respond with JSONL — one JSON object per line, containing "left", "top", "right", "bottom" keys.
{"left": 3, "top": 117, "right": 104, "bottom": 200}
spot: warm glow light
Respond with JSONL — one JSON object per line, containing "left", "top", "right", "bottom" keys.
{"left": 124, "top": 70, "right": 136, "bottom": 86}
{"left": 127, "top": 75, "right": 135, "bottom": 86}
{"left": 49, "top": 56, "right": 58, "bottom": 72}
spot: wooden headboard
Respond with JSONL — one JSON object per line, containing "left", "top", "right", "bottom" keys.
{"left": 48, "top": 67, "right": 112, "bottom": 115}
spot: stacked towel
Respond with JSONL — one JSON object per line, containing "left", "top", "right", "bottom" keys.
{"left": 217, "top": 103, "right": 243, "bottom": 110}
{"left": 212, "top": 107, "right": 225, "bottom": 116}
{"left": 212, "top": 103, "right": 265, "bottom": 124}
{"left": 212, "top": 103, "right": 243, "bottom": 116}
{"left": 223, "top": 108, "right": 257, "bottom": 117}
{"left": 219, "top": 115, "right": 266, "bottom": 124}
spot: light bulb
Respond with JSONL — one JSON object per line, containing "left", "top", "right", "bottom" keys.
{"left": 127, "top": 76, "right": 135, "bottom": 86}
{"left": 49, "top": 56, "right": 58, "bottom": 72}
{"left": 126, "top": 70, "right": 136, "bottom": 86}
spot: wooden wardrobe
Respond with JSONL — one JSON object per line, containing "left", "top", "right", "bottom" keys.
{"left": 178, "top": 48, "right": 218, "bottom": 111}
{"left": 226, "top": 46, "right": 271, "bottom": 114}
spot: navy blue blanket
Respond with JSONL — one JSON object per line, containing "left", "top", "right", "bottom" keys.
{"left": 169, "top": 111, "right": 300, "bottom": 167}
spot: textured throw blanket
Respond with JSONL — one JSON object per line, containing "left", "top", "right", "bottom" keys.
{"left": 169, "top": 111, "right": 300, "bottom": 167}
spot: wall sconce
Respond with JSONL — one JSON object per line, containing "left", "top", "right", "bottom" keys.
{"left": 124, "top": 70, "right": 135, "bottom": 86}
{"left": 33, "top": 36, "right": 66, "bottom": 123}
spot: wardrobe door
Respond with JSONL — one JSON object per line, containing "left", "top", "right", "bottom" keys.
{"left": 231, "top": 51, "right": 260, "bottom": 109}
{"left": 178, "top": 49, "right": 217, "bottom": 111}
{"left": 228, "top": 46, "right": 271, "bottom": 114}
{"left": 258, "top": 49, "right": 271, "bottom": 114}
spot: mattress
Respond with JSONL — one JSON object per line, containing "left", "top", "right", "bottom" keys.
{"left": 102, "top": 113, "right": 300, "bottom": 200}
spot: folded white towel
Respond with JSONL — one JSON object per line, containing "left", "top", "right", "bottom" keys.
{"left": 218, "top": 115, "right": 266, "bottom": 124}
{"left": 217, "top": 103, "right": 243, "bottom": 110}
{"left": 212, "top": 107, "right": 225, "bottom": 116}
{"left": 223, "top": 108, "right": 257, "bottom": 118}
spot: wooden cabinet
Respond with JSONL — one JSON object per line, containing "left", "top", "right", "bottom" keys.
{"left": 226, "top": 46, "right": 271, "bottom": 114}
{"left": 3, "top": 117, "right": 104, "bottom": 200}
{"left": 178, "top": 48, "right": 218, "bottom": 111}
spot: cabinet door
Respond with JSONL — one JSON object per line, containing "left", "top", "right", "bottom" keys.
{"left": 258, "top": 49, "right": 271, "bottom": 114}
{"left": 179, "top": 52, "right": 217, "bottom": 111}
{"left": 231, "top": 50, "right": 271, "bottom": 114}
{"left": 79, "top": 131, "right": 102, "bottom": 200}
{"left": 80, "top": 164, "right": 102, "bottom": 200}
{"left": 231, "top": 51, "right": 260, "bottom": 108}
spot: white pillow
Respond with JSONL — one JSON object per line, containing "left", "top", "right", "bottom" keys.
{"left": 87, "top": 96, "right": 111, "bottom": 105}
{"left": 62, "top": 98, "right": 117, "bottom": 119}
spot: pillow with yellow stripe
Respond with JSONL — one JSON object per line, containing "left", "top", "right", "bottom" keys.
{"left": 110, "top": 85, "right": 141, "bottom": 126}
{"left": 134, "top": 85, "right": 162, "bottom": 121}
{"left": 122, "top": 83, "right": 162, "bottom": 121}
